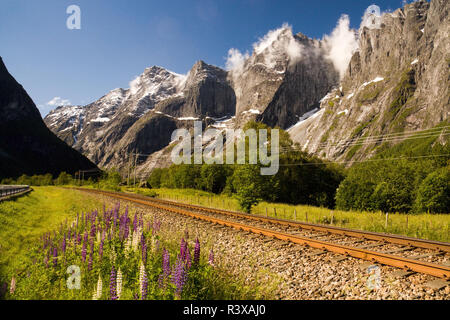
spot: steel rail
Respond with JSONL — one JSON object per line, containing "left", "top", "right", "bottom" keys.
{"left": 76, "top": 188, "right": 449, "bottom": 253}
{"left": 76, "top": 188, "right": 450, "bottom": 279}
{"left": 151, "top": 198, "right": 450, "bottom": 252}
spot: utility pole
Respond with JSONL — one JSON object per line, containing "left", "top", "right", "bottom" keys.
{"left": 134, "top": 150, "right": 138, "bottom": 188}
{"left": 127, "top": 152, "right": 131, "bottom": 186}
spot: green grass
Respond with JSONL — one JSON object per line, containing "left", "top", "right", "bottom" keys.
{"left": 141, "top": 187, "right": 449, "bottom": 242}
{"left": 0, "top": 186, "right": 104, "bottom": 283}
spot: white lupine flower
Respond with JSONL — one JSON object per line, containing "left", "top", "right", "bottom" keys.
{"left": 10, "top": 276, "right": 16, "bottom": 295}
{"left": 132, "top": 227, "right": 141, "bottom": 252}
{"left": 96, "top": 231, "right": 101, "bottom": 244}
{"left": 116, "top": 268, "right": 123, "bottom": 300}
{"left": 93, "top": 275, "right": 102, "bottom": 300}
{"left": 139, "top": 263, "right": 145, "bottom": 297}
{"left": 124, "top": 232, "right": 132, "bottom": 258}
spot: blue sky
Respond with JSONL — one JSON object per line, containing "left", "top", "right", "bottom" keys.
{"left": 0, "top": 0, "right": 409, "bottom": 116}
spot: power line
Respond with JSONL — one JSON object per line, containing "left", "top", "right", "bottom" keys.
{"left": 276, "top": 132, "right": 449, "bottom": 153}
{"left": 275, "top": 154, "right": 450, "bottom": 167}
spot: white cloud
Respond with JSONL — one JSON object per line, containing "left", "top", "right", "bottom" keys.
{"left": 225, "top": 48, "right": 249, "bottom": 72}
{"left": 47, "top": 96, "right": 71, "bottom": 106}
{"left": 225, "top": 23, "right": 303, "bottom": 74}
{"left": 129, "top": 75, "right": 141, "bottom": 95}
{"left": 323, "top": 14, "right": 359, "bottom": 80}
{"left": 253, "top": 23, "right": 303, "bottom": 67}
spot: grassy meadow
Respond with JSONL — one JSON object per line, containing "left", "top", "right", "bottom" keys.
{"left": 0, "top": 187, "right": 105, "bottom": 285}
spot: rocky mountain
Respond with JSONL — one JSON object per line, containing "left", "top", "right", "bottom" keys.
{"left": 288, "top": 0, "right": 449, "bottom": 163}
{"left": 45, "top": 28, "right": 338, "bottom": 175}
{"left": 0, "top": 57, "right": 97, "bottom": 179}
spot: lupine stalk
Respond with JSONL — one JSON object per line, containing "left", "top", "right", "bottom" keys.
{"left": 110, "top": 266, "right": 117, "bottom": 300}
{"left": 142, "top": 238, "right": 147, "bottom": 264}
{"left": 185, "top": 246, "right": 192, "bottom": 270}
{"left": 133, "top": 212, "right": 137, "bottom": 232}
{"left": 172, "top": 257, "right": 186, "bottom": 298}
{"left": 10, "top": 276, "right": 16, "bottom": 295}
{"left": 209, "top": 249, "right": 214, "bottom": 266}
{"left": 53, "top": 247, "right": 58, "bottom": 268}
{"left": 81, "top": 233, "right": 88, "bottom": 263}
{"left": 116, "top": 268, "right": 123, "bottom": 300}
{"left": 61, "top": 236, "right": 66, "bottom": 255}
{"left": 93, "top": 275, "right": 102, "bottom": 300}
{"left": 88, "top": 237, "right": 94, "bottom": 271}
{"left": 194, "top": 238, "right": 200, "bottom": 265}
{"left": 139, "top": 263, "right": 147, "bottom": 300}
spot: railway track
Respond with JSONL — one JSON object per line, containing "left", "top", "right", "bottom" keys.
{"left": 75, "top": 188, "right": 450, "bottom": 280}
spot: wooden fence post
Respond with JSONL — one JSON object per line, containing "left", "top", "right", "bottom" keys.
{"left": 294, "top": 209, "right": 297, "bottom": 220}
{"left": 265, "top": 207, "right": 268, "bottom": 217}
{"left": 331, "top": 212, "right": 334, "bottom": 225}
{"left": 385, "top": 212, "right": 389, "bottom": 229}
{"left": 274, "top": 208, "right": 277, "bottom": 217}
{"left": 305, "top": 212, "right": 308, "bottom": 222}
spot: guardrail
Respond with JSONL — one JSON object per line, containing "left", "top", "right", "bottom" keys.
{"left": 0, "top": 185, "right": 31, "bottom": 199}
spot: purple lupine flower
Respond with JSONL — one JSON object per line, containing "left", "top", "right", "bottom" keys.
{"left": 193, "top": 238, "right": 200, "bottom": 265}
{"left": 90, "top": 222, "right": 96, "bottom": 238}
{"left": 185, "top": 246, "right": 192, "bottom": 270}
{"left": 110, "top": 266, "right": 117, "bottom": 300}
{"left": 208, "top": 249, "right": 214, "bottom": 266}
{"left": 88, "top": 237, "right": 94, "bottom": 271}
{"left": 123, "top": 223, "right": 129, "bottom": 241}
{"left": 133, "top": 212, "right": 137, "bottom": 232}
{"left": 162, "top": 249, "right": 170, "bottom": 277}
{"left": 180, "top": 238, "right": 186, "bottom": 260}
{"left": 142, "top": 241, "right": 147, "bottom": 265}
{"left": 53, "top": 247, "right": 58, "bottom": 268}
{"left": 141, "top": 269, "right": 148, "bottom": 300}
{"left": 172, "top": 257, "right": 186, "bottom": 297}
{"left": 99, "top": 237, "right": 104, "bottom": 260}
{"left": 139, "top": 214, "right": 143, "bottom": 229}
{"left": 81, "top": 232, "right": 88, "bottom": 263}
{"left": 62, "top": 236, "right": 66, "bottom": 254}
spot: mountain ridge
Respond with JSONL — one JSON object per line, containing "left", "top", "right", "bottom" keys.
{"left": 0, "top": 57, "right": 98, "bottom": 179}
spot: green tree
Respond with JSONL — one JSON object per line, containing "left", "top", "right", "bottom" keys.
{"left": 199, "top": 164, "right": 232, "bottom": 194}
{"left": 55, "top": 172, "right": 72, "bottom": 185}
{"left": 148, "top": 168, "right": 163, "bottom": 188}
{"left": 232, "top": 164, "right": 272, "bottom": 212}
{"left": 414, "top": 167, "right": 450, "bottom": 213}
{"left": 17, "top": 174, "right": 32, "bottom": 186}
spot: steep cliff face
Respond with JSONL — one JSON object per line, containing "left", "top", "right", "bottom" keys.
{"left": 0, "top": 57, "right": 97, "bottom": 178}
{"left": 289, "top": 0, "right": 449, "bottom": 162}
{"left": 156, "top": 60, "right": 236, "bottom": 118}
{"left": 229, "top": 28, "right": 339, "bottom": 129}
